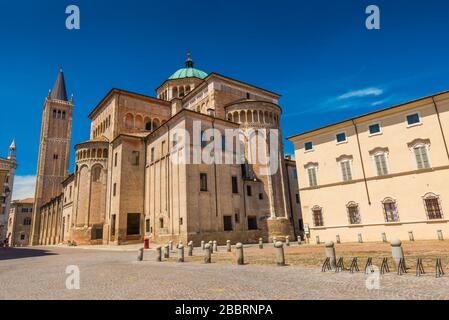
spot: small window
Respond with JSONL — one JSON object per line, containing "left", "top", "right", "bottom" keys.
{"left": 113, "top": 183, "right": 117, "bottom": 196}
{"left": 312, "top": 207, "right": 324, "bottom": 227}
{"left": 200, "top": 173, "right": 208, "bottom": 191}
{"left": 20, "top": 234, "right": 25, "bottom": 240}
{"left": 295, "top": 194, "right": 300, "bottom": 204}
{"left": 111, "top": 214, "right": 116, "bottom": 236}
{"left": 161, "top": 141, "right": 166, "bottom": 155}
{"left": 336, "top": 132, "right": 347, "bottom": 143}
{"left": 305, "top": 142, "right": 313, "bottom": 151}
{"left": 53, "top": 154, "right": 58, "bottom": 160}
{"left": 424, "top": 193, "right": 443, "bottom": 220}
{"left": 246, "top": 185, "right": 252, "bottom": 196}
{"left": 131, "top": 151, "right": 140, "bottom": 166}
{"left": 159, "top": 217, "right": 164, "bottom": 228}
{"left": 23, "top": 217, "right": 32, "bottom": 225}
{"left": 407, "top": 113, "right": 421, "bottom": 126}
{"left": 307, "top": 167, "right": 318, "bottom": 187}
{"left": 235, "top": 212, "right": 240, "bottom": 223}
{"left": 179, "top": 217, "right": 183, "bottom": 225}
{"left": 369, "top": 123, "right": 381, "bottom": 135}
{"left": 248, "top": 216, "right": 258, "bottom": 230}
{"left": 414, "top": 146, "right": 430, "bottom": 169}
{"left": 292, "top": 169, "right": 298, "bottom": 179}
{"left": 259, "top": 193, "right": 263, "bottom": 200}
{"left": 223, "top": 216, "right": 233, "bottom": 231}
{"left": 151, "top": 148, "right": 155, "bottom": 162}
{"left": 231, "top": 176, "right": 238, "bottom": 194}
{"left": 340, "top": 160, "right": 352, "bottom": 182}
{"left": 114, "top": 153, "right": 118, "bottom": 167}
{"left": 374, "top": 153, "right": 388, "bottom": 176}
{"left": 383, "top": 198, "right": 399, "bottom": 222}
{"left": 347, "top": 202, "right": 361, "bottom": 224}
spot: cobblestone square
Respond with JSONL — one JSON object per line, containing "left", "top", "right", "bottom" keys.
{"left": 1, "top": 245, "right": 448, "bottom": 300}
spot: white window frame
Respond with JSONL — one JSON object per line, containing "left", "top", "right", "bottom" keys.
{"left": 335, "top": 131, "right": 348, "bottom": 145}
{"left": 305, "top": 164, "right": 318, "bottom": 188}
{"left": 338, "top": 158, "right": 353, "bottom": 182}
{"left": 304, "top": 141, "right": 314, "bottom": 153}
{"left": 410, "top": 142, "right": 432, "bottom": 170}
{"left": 372, "top": 151, "right": 389, "bottom": 176}
{"left": 368, "top": 122, "right": 382, "bottom": 137}
{"left": 406, "top": 112, "right": 422, "bottom": 128}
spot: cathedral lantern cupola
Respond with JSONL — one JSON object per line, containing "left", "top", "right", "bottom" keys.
{"left": 156, "top": 52, "right": 208, "bottom": 101}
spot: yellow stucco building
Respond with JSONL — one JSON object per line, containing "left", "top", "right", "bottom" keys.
{"left": 289, "top": 91, "right": 449, "bottom": 243}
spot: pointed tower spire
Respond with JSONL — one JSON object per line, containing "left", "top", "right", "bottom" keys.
{"left": 50, "top": 68, "right": 68, "bottom": 101}
{"left": 185, "top": 51, "right": 194, "bottom": 68}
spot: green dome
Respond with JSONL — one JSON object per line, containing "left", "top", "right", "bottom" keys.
{"left": 168, "top": 53, "right": 208, "bottom": 80}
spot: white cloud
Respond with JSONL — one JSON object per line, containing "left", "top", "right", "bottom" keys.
{"left": 337, "top": 87, "right": 383, "bottom": 100}
{"left": 11, "top": 175, "right": 36, "bottom": 201}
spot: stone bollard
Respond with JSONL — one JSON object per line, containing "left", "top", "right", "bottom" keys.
{"left": 325, "top": 241, "right": 336, "bottom": 268}
{"left": 169, "top": 241, "right": 173, "bottom": 251}
{"left": 408, "top": 231, "right": 414, "bottom": 241}
{"left": 275, "top": 241, "right": 286, "bottom": 266}
{"left": 285, "top": 236, "right": 290, "bottom": 246}
{"left": 390, "top": 238, "right": 405, "bottom": 268}
{"left": 156, "top": 246, "right": 162, "bottom": 262}
{"left": 213, "top": 240, "right": 218, "bottom": 252}
{"left": 204, "top": 244, "right": 212, "bottom": 264}
{"left": 316, "top": 236, "right": 321, "bottom": 245}
{"left": 188, "top": 241, "right": 193, "bottom": 256}
{"left": 226, "top": 240, "right": 231, "bottom": 252}
{"left": 201, "top": 240, "right": 205, "bottom": 250}
{"left": 164, "top": 245, "right": 170, "bottom": 259}
{"left": 272, "top": 237, "right": 277, "bottom": 245}
{"left": 177, "top": 244, "right": 184, "bottom": 263}
{"left": 236, "top": 243, "right": 244, "bottom": 265}
{"left": 336, "top": 235, "right": 341, "bottom": 244}
{"left": 297, "top": 236, "right": 301, "bottom": 245}
{"left": 209, "top": 241, "right": 213, "bottom": 253}
{"left": 381, "top": 233, "right": 387, "bottom": 242}
{"left": 358, "top": 234, "right": 363, "bottom": 243}
{"left": 137, "top": 248, "right": 144, "bottom": 261}
{"left": 259, "top": 238, "right": 263, "bottom": 249}
{"left": 437, "top": 230, "right": 444, "bottom": 241}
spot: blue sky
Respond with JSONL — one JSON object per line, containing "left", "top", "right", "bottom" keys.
{"left": 2, "top": 0, "right": 449, "bottom": 199}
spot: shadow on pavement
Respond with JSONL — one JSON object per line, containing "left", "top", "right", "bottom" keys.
{"left": 0, "top": 248, "right": 58, "bottom": 261}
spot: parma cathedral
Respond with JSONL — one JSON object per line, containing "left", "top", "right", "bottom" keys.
{"left": 30, "top": 54, "right": 302, "bottom": 246}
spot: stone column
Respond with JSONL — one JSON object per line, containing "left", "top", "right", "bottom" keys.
{"left": 325, "top": 241, "right": 336, "bottom": 268}
{"left": 297, "top": 236, "right": 301, "bottom": 245}
{"left": 201, "top": 240, "right": 205, "bottom": 250}
{"left": 213, "top": 240, "right": 218, "bottom": 252}
{"left": 169, "top": 240, "right": 173, "bottom": 251}
{"left": 164, "top": 245, "right": 170, "bottom": 258}
{"left": 204, "top": 243, "right": 211, "bottom": 264}
{"left": 156, "top": 246, "right": 162, "bottom": 262}
{"left": 177, "top": 244, "right": 184, "bottom": 263}
{"left": 137, "top": 248, "right": 144, "bottom": 261}
{"left": 209, "top": 241, "right": 213, "bottom": 253}
{"left": 259, "top": 238, "right": 263, "bottom": 249}
{"left": 285, "top": 236, "right": 290, "bottom": 246}
{"left": 390, "top": 238, "right": 405, "bottom": 268}
{"left": 226, "top": 240, "right": 231, "bottom": 252}
{"left": 275, "top": 241, "right": 285, "bottom": 266}
{"left": 236, "top": 243, "right": 244, "bottom": 265}
{"left": 188, "top": 241, "right": 193, "bottom": 256}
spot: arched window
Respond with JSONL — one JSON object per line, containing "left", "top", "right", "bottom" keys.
{"left": 408, "top": 139, "right": 431, "bottom": 169}
{"left": 312, "top": 206, "right": 324, "bottom": 227}
{"left": 346, "top": 202, "right": 361, "bottom": 224}
{"left": 423, "top": 192, "right": 443, "bottom": 220}
{"left": 103, "top": 148, "right": 108, "bottom": 158}
{"left": 124, "top": 113, "right": 134, "bottom": 129}
{"left": 92, "top": 166, "right": 102, "bottom": 183}
{"left": 382, "top": 197, "right": 399, "bottom": 222}
{"left": 153, "top": 118, "right": 160, "bottom": 129}
{"left": 23, "top": 217, "right": 32, "bottom": 226}
{"left": 135, "top": 115, "right": 143, "bottom": 129}
{"left": 159, "top": 217, "right": 164, "bottom": 228}
{"left": 62, "top": 111, "right": 66, "bottom": 120}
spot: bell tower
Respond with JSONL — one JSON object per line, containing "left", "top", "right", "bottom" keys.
{"left": 30, "top": 69, "right": 74, "bottom": 245}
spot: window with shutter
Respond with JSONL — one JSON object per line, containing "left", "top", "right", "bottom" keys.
{"left": 307, "top": 167, "right": 318, "bottom": 187}
{"left": 414, "top": 146, "right": 430, "bottom": 169}
{"left": 374, "top": 153, "right": 388, "bottom": 176}
{"left": 340, "top": 160, "right": 352, "bottom": 181}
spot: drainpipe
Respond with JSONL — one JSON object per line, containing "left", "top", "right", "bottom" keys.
{"left": 352, "top": 119, "right": 371, "bottom": 205}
